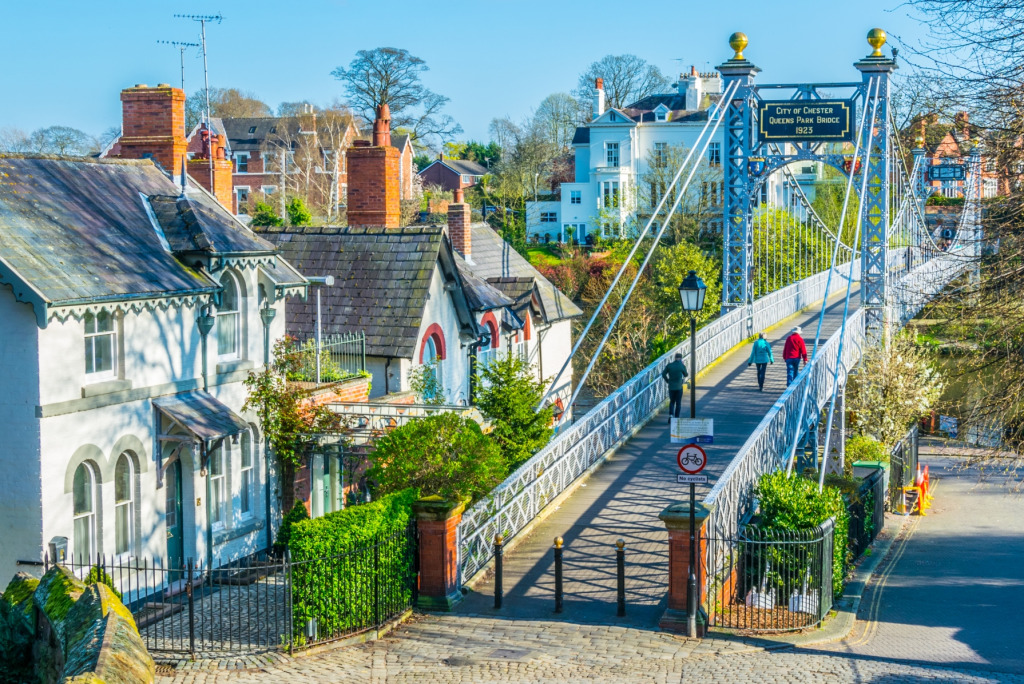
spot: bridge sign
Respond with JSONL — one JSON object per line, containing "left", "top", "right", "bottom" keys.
{"left": 757, "top": 100, "right": 855, "bottom": 143}
{"left": 676, "top": 443, "right": 707, "bottom": 475}
{"left": 928, "top": 165, "right": 966, "bottom": 181}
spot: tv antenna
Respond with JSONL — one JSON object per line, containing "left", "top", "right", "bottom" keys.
{"left": 175, "top": 13, "right": 223, "bottom": 174}
{"left": 156, "top": 40, "right": 200, "bottom": 93}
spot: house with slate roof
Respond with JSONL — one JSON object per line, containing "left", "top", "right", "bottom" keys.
{"left": 262, "top": 106, "right": 582, "bottom": 409}
{"left": 418, "top": 157, "right": 489, "bottom": 193}
{"left": 0, "top": 83, "right": 309, "bottom": 583}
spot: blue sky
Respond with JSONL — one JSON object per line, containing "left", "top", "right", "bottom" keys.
{"left": 0, "top": 0, "right": 929, "bottom": 143}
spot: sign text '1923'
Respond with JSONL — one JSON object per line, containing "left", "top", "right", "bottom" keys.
{"left": 758, "top": 100, "right": 854, "bottom": 143}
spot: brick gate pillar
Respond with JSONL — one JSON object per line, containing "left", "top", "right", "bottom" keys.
{"left": 413, "top": 496, "right": 468, "bottom": 611}
{"left": 659, "top": 501, "right": 714, "bottom": 636}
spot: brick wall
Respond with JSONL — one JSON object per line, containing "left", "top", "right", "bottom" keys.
{"left": 117, "top": 84, "right": 187, "bottom": 177}
{"left": 347, "top": 141, "right": 401, "bottom": 228}
{"left": 187, "top": 154, "right": 233, "bottom": 211}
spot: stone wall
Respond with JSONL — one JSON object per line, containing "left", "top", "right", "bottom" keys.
{"left": 0, "top": 566, "right": 154, "bottom": 684}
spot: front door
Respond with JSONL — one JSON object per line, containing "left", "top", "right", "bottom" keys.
{"left": 165, "top": 460, "right": 185, "bottom": 570}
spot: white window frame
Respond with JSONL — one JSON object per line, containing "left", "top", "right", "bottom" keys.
{"left": 540, "top": 212, "right": 557, "bottom": 223}
{"left": 235, "top": 152, "right": 249, "bottom": 173}
{"left": 653, "top": 142, "right": 668, "bottom": 168}
{"left": 114, "top": 453, "right": 135, "bottom": 558}
{"left": 602, "top": 181, "right": 620, "bottom": 208}
{"left": 570, "top": 190, "right": 582, "bottom": 205}
{"left": 235, "top": 186, "right": 251, "bottom": 214}
{"left": 84, "top": 310, "right": 117, "bottom": 381}
{"left": 261, "top": 185, "right": 277, "bottom": 196}
{"left": 606, "top": 142, "right": 620, "bottom": 167}
{"left": 239, "top": 430, "right": 254, "bottom": 519}
{"left": 217, "top": 272, "right": 242, "bottom": 361}
{"left": 209, "top": 446, "right": 227, "bottom": 530}
{"left": 72, "top": 462, "right": 97, "bottom": 564}
{"left": 708, "top": 142, "right": 721, "bottom": 166}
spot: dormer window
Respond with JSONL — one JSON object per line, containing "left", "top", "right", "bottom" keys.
{"left": 249, "top": 126, "right": 257, "bottom": 134}
{"left": 654, "top": 104, "right": 670, "bottom": 122}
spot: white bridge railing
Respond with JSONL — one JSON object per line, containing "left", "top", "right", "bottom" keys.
{"left": 456, "top": 260, "right": 859, "bottom": 582}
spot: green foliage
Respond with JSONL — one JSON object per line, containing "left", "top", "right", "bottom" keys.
{"left": 475, "top": 353, "right": 554, "bottom": 470}
{"left": 84, "top": 565, "right": 122, "bottom": 601}
{"left": 285, "top": 338, "right": 349, "bottom": 383}
{"left": 846, "top": 434, "right": 888, "bottom": 464}
{"left": 754, "top": 471, "right": 850, "bottom": 598}
{"left": 649, "top": 241, "right": 722, "bottom": 331}
{"left": 409, "top": 361, "right": 445, "bottom": 405}
{"left": 443, "top": 140, "right": 501, "bottom": 165}
{"left": 368, "top": 413, "right": 505, "bottom": 502}
{"left": 286, "top": 197, "right": 313, "bottom": 226}
{"left": 751, "top": 206, "right": 834, "bottom": 297}
{"left": 288, "top": 489, "right": 418, "bottom": 641}
{"left": 413, "top": 154, "right": 432, "bottom": 172}
{"left": 274, "top": 502, "right": 310, "bottom": 554}
{"left": 250, "top": 201, "right": 284, "bottom": 227}
{"left": 926, "top": 194, "right": 965, "bottom": 206}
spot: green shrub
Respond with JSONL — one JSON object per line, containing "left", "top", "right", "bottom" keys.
{"left": 85, "top": 565, "right": 122, "bottom": 601}
{"left": 287, "top": 489, "right": 418, "bottom": 641}
{"left": 250, "top": 201, "right": 283, "bottom": 227}
{"left": 286, "top": 197, "right": 312, "bottom": 227}
{"left": 274, "top": 502, "right": 310, "bottom": 554}
{"left": 754, "top": 471, "right": 850, "bottom": 598}
{"left": 846, "top": 434, "right": 888, "bottom": 464}
{"left": 475, "top": 353, "right": 553, "bottom": 470}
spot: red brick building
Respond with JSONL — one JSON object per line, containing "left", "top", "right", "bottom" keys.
{"left": 417, "top": 157, "right": 488, "bottom": 193}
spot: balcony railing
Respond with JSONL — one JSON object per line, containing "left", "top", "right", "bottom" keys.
{"left": 287, "top": 332, "right": 366, "bottom": 386}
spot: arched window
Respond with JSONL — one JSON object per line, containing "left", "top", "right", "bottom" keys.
{"left": 418, "top": 325, "right": 446, "bottom": 403}
{"left": 239, "top": 430, "right": 254, "bottom": 518}
{"left": 73, "top": 463, "right": 97, "bottom": 562}
{"left": 217, "top": 273, "right": 241, "bottom": 359}
{"left": 114, "top": 454, "right": 135, "bottom": 556}
{"left": 422, "top": 335, "right": 438, "bottom": 365}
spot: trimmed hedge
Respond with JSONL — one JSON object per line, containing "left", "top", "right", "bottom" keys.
{"left": 287, "top": 489, "right": 418, "bottom": 644}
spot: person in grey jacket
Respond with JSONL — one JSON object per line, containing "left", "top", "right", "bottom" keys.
{"left": 747, "top": 332, "right": 774, "bottom": 391}
{"left": 662, "top": 353, "right": 689, "bottom": 423}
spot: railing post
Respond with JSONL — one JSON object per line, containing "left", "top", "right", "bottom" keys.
{"left": 616, "top": 539, "right": 625, "bottom": 617}
{"left": 494, "top": 534, "right": 504, "bottom": 610}
{"left": 412, "top": 496, "right": 468, "bottom": 611}
{"left": 659, "top": 501, "right": 714, "bottom": 636}
{"left": 554, "top": 537, "right": 564, "bottom": 614}
{"left": 374, "top": 542, "right": 381, "bottom": 626}
{"left": 186, "top": 557, "right": 195, "bottom": 658}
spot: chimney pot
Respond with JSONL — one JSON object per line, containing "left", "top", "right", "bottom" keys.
{"left": 596, "top": 77, "right": 604, "bottom": 90}
{"left": 134, "top": 83, "right": 148, "bottom": 88}
{"left": 157, "top": 83, "right": 171, "bottom": 88}
{"left": 691, "top": 65, "right": 698, "bottom": 76}
{"left": 454, "top": 188, "right": 464, "bottom": 203}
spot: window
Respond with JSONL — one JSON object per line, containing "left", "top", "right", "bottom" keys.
{"left": 540, "top": 212, "right": 557, "bottom": 223}
{"left": 210, "top": 446, "right": 226, "bottom": 528}
{"left": 421, "top": 335, "right": 442, "bottom": 402}
{"left": 654, "top": 107, "right": 668, "bottom": 122}
{"left": 708, "top": 142, "right": 721, "bottom": 166}
{"left": 262, "top": 153, "right": 276, "bottom": 172}
{"left": 606, "top": 142, "right": 620, "bottom": 167}
{"left": 239, "top": 431, "right": 254, "bottom": 518}
{"left": 461, "top": 174, "right": 473, "bottom": 184}
{"left": 73, "top": 463, "right": 97, "bottom": 562}
{"left": 84, "top": 311, "right": 116, "bottom": 378}
{"left": 114, "top": 454, "right": 134, "bottom": 556}
{"left": 653, "top": 142, "right": 668, "bottom": 168}
{"left": 570, "top": 190, "right": 581, "bottom": 205}
{"left": 602, "top": 181, "right": 620, "bottom": 208}
{"left": 217, "top": 273, "right": 241, "bottom": 359}
{"left": 985, "top": 158, "right": 996, "bottom": 173}
{"left": 262, "top": 185, "right": 277, "bottom": 196}
{"left": 563, "top": 223, "right": 586, "bottom": 243}
{"left": 235, "top": 187, "right": 250, "bottom": 212}
{"left": 235, "top": 152, "right": 249, "bottom": 173}
{"left": 248, "top": 126, "right": 257, "bottom": 134}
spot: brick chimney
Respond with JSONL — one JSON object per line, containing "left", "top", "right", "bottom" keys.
{"left": 187, "top": 127, "right": 234, "bottom": 211}
{"left": 117, "top": 83, "right": 187, "bottom": 177}
{"left": 955, "top": 111, "right": 970, "bottom": 140}
{"left": 448, "top": 188, "right": 472, "bottom": 260}
{"left": 593, "top": 78, "right": 606, "bottom": 118}
{"left": 348, "top": 104, "right": 400, "bottom": 228}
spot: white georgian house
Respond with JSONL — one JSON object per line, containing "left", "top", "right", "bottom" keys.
{"left": 528, "top": 69, "right": 811, "bottom": 242}
{"left": 0, "top": 155, "right": 306, "bottom": 582}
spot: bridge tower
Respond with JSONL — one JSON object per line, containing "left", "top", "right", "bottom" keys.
{"left": 855, "top": 29, "right": 897, "bottom": 342}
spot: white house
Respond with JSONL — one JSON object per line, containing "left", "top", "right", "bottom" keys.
{"left": 0, "top": 153, "right": 307, "bottom": 583}
{"left": 528, "top": 69, "right": 814, "bottom": 242}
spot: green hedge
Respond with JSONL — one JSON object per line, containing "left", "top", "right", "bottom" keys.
{"left": 287, "top": 489, "right": 418, "bottom": 644}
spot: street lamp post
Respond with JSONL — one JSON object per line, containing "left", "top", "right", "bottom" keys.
{"left": 306, "top": 276, "right": 335, "bottom": 384}
{"left": 677, "top": 269, "right": 707, "bottom": 637}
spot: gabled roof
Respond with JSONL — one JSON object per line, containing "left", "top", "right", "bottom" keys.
{"left": 419, "top": 158, "right": 489, "bottom": 177}
{"left": 454, "top": 254, "right": 514, "bottom": 312}
{"left": 590, "top": 108, "right": 637, "bottom": 127}
{"left": 0, "top": 155, "right": 297, "bottom": 326}
{"left": 572, "top": 127, "right": 590, "bottom": 145}
{"left": 622, "top": 93, "right": 719, "bottom": 123}
{"left": 391, "top": 134, "right": 412, "bottom": 152}
{"left": 261, "top": 226, "right": 476, "bottom": 358}
{"left": 219, "top": 117, "right": 302, "bottom": 152}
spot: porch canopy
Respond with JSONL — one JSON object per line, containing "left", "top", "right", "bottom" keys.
{"left": 154, "top": 390, "right": 250, "bottom": 441}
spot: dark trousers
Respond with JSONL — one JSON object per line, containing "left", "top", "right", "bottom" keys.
{"left": 785, "top": 358, "right": 801, "bottom": 386}
{"left": 755, "top": 363, "right": 767, "bottom": 388}
{"left": 668, "top": 389, "right": 683, "bottom": 418}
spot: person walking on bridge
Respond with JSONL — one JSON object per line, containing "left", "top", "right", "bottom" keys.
{"left": 662, "top": 353, "right": 688, "bottom": 423}
{"left": 747, "top": 332, "right": 774, "bottom": 391}
{"left": 783, "top": 326, "right": 808, "bottom": 387}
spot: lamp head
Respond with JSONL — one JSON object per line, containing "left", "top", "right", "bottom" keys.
{"left": 678, "top": 270, "right": 708, "bottom": 312}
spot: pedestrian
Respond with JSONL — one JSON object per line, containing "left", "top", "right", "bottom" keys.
{"left": 662, "top": 353, "right": 688, "bottom": 423}
{"left": 747, "top": 332, "right": 774, "bottom": 391}
{"left": 782, "top": 326, "right": 808, "bottom": 386}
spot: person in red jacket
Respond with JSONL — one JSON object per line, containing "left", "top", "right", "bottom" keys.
{"left": 782, "top": 326, "right": 808, "bottom": 386}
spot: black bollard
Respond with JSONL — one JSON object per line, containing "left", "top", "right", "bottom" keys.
{"left": 554, "top": 536, "right": 564, "bottom": 613}
{"left": 494, "top": 534, "right": 504, "bottom": 609}
{"left": 616, "top": 538, "right": 626, "bottom": 617}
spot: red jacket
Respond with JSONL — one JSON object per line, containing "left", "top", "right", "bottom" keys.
{"left": 783, "top": 333, "right": 808, "bottom": 362}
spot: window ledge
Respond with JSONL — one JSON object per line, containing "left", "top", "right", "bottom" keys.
{"left": 216, "top": 359, "right": 254, "bottom": 375}
{"left": 212, "top": 517, "right": 265, "bottom": 545}
{"left": 81, "top": 378, "right": 132, "bottom": 398}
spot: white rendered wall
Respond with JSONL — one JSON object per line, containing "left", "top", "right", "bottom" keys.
{"left": 415, "top": 267, "right": 471, "bottom": 405}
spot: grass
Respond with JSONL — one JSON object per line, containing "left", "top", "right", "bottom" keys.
{"left": 525, "top": 243, "right": 566, "bottom": 268}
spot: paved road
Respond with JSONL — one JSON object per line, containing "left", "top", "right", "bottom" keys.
{"left": 457, "top": 292, "right": 858, "bottom": 624}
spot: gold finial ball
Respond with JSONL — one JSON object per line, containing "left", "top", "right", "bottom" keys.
{"left": 729, "top": 32, "right": 748, "bottom": 60}
{"left": 616, "top": 538, "right": 625, "bottom": 550}
{"left": 554, "top": 536, "right": 564, "bottom": 548}
{"left": 495, "top": 533, "right": 504, "bottom": 545}
{"left": 867, "top": 28, "right": 887, "bottom": 57}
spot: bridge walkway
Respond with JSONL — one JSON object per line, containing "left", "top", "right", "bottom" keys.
{"left": 457, "top": 291, "right": 860, "bottom": 626}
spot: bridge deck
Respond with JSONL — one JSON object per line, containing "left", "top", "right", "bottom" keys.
{"left": 457, "top": 291, "right": 860, "bottom": 626}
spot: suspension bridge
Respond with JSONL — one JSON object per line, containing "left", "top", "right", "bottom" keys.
{"left": 449, "top": 29, "right": 982, "bottom": 623}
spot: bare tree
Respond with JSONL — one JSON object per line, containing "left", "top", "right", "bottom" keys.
{"left": 0, "top": 127, "right": 31, "bottom": 153}
{"left": 331, "top": 47, "right": 461, "bottom": 145}
{"left": 574, "top": 54, "right": 670, "bottom": 117}
{"left": 185, "top": 87, "right": 273, "bottom": 130}
{"left": 27, "top": 126, "right": 94, "bottom": 156}
{"left": 532, "top": 93, "right": 583, "bottom": 150}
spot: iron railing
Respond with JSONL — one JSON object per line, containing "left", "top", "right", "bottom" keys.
{"left": 51, "top": 524, "right": 416, "bottom": 657}
{"left": 326, "top": 402, "right": 485, "bottom": 445}
{"left": 888, "top": 425, "right": 920, "bottom": 513}
{"left": 457, "top": 261, "right": 860, "bottom": 583}
{"left": 289, "top": 332, "right": 366, "bottom": 386}
{"left": 846, "top": 468, "right": 887, "bottom": 558}
{"left": 704, "top": 518, "right": 835, "bottom": 633}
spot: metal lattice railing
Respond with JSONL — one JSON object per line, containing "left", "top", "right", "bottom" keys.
{"left": 456, "top": 261, "right": 860, "bottom": 583}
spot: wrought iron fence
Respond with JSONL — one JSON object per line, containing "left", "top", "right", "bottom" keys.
{"left": 704, "top": 518, "right": 835, "bottom": 633}
{"left": 51, "top": 523, "right": 416, "bottom": 658}
{"left": 888, "top": 425, "right": 920, "bottom": 513}
{"left": 457, "top": 262, "right": 859, "bottom": 583}
{"left": 847, "top": 468, "right": 887, "bottom": 558}
{"left": 326, "top": 402, "right": 485, "bottom": 445}
{"left": 289, "top": 332, "right": 366, "bottom": 385}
